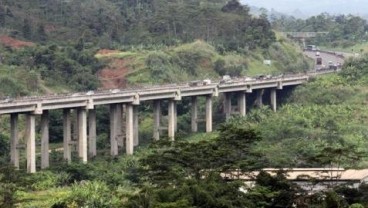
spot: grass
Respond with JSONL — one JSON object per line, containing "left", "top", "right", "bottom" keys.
{"left": 95, "top": 51, "right": 139, "bottom": 59}
{"left": 246, "top": 57, "right": 278, "bottom": 76}
{"left": 319, "top": 42, "right": 368, "bottom": 54}
{"left": 16, "top": 188, "right": 71, "bottom": 208}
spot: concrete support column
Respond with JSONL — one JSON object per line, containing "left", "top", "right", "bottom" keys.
{"left": 153, "top": 101, "right": 161, "bottom": 141}
{"left": 133, "top": 106, "right": 139, "bottom": 147}
{"left": 255, "top": 89, "right": 264, "bottom": 107}
{"left": 77, "top": 109, "right": 87, "bottom": 163}
{"left": 206, "top": 96, "right": 213, "bottom": 133}
{"left": 115, "top": 104, "right": 123, "bottom": 147}
{"left": 168, "top": 100, "right": 176, "bottom": 140}
{"left": 126, "top": 104, "right": 134, "bottom": 155}
{"left": 174, "top": 103, "right": 178, "bottom": 132}
{"left": 73, "top": 110, "right": 79, "bottom": 149}
{"left": 10, "top": 114, "right": 19, "bottom": 169}
{"left": 110, "top": 104, "right": 119, "bottom": 156}
{"left": 41, "top": 111, "right": 49, "bottom": 169}
{"left": 119, "top": 105, "right": 126, "bottom": 147}
{"left": 63, "top": 109, "right": 71, "bottom": 163}
{"left": 238, "top": 92, "right": 246, "bottom": 117}
{"left": 88, "top": 109, "right": 97, "bottom": 157}
{"left": 224, "top": 93, "right": 232, "bottom": 120}
{"left": 26, "top": 114, "right": 36, "bottom": 173}
{"left": 191, "top": 97, "right": 198, "bottom": 132}
{"left": 270, "top": 89, "right": 277, "bottom": 112}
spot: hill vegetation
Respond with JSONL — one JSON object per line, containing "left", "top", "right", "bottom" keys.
{"left": 272, "top": 13, "right": 368, "bottom": 48}
{"left": 0, "top": 0, "right": 313, "bottom": 96}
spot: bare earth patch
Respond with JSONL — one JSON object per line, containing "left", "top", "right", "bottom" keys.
{"left": 98, "top": 58, "right": 132, "bottom": 89}
{"left": 0, "top": 35, "right": 35, "bottom": 49}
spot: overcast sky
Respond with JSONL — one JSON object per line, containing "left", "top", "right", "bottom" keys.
{"left": 240, "top": 0, "right": 368, "bottom": 16}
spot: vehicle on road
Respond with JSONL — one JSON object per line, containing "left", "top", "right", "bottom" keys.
{"left": 315, "top": 51, "right": 320, "bottom": 56}
{"left": 203, "top": 79, "right": 211, "bottom": 85}
{"left": 306, "top": 45, "right": 317, "bottom": 51}
{"left": 316, "top": 57, "right": 322, "bottom": 65}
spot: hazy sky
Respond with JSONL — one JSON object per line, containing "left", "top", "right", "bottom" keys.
{"left": 240, "top": 0, "right": 368, "bottom": 16}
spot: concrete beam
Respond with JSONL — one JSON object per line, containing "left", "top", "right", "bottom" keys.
{"left": 238, "top": 92, "right": 246, "bottom": 117}
{"left": 126, "top": 104, "right": 134, "bottom": 155}
{"left": 168, "top": 100, "right": 176, "bottom": 140}
{"left": 206, "top": 96, "right": 212, "bottom": 133}
{"left": 191, "top": 97, "right": 198, "bottom": 132}
{"left": 63, "top": 109, "right": 72, "bottom": 163}
{"left": 270, "top": 88, "right": 277, "bottom": 112}
{"left": 41, "top": 111, "right": 49, "bottom": 169}
{"left": 26, "top": 114, "right": 36, "bottom": 173}
{"left": 77, "top": 108, "right": 87, "bottom": 163}
{"left": 133, "top": 106, "right": 139, "bottom": 147}
{"left": 10, "top": 114, "right": 19, "bottom": 169}
{"left": 88, "top": 109, "right": 97, "bottom": 157}
{"left": 153, "top": 101, "right": 161, "bottom": 141}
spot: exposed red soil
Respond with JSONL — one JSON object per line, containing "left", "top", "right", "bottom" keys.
{"left": 98, "top": 58, "right": 131, "bottom": 89}
{"left": 0, "top": 35, "right": 35, "bottom": 49}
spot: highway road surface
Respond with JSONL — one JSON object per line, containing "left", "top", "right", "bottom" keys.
{"left": 304, "top": 50, "right": 345, "bottom": 70}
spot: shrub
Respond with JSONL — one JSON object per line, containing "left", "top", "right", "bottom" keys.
{"left": 52, "top": 181, "right": 121, "bottom": 208}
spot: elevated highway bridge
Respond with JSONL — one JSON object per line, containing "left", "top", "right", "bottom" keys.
{"left": 0, "top": 60, "right": 338, "bottom": 173}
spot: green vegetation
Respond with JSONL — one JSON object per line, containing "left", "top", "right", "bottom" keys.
{"left": 272, "top": 13, "right": 368, "bottom": 48}
{"left": 0, "top": 0, "right": 274, "bottom": 50}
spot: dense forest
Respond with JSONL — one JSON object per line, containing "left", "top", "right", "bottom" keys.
{"left": 0, "top": 0, "right": 274, "bottom": 49}
{"left": 1, "top": 0, "right": 368, "bottom": 207}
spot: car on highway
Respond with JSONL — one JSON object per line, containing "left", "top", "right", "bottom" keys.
{"left": 315, "top": 51, "right": 320, "bottom": 56}
{"left": 316, "top": 57, "right": 322, "bottom": 65}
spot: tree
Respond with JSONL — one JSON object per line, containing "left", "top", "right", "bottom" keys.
{"left": 22, "top": 19, "right": 32, "bottom": 39}
{"left": 36, "top": 23, "right": 47, "bottom": 42}
{"left": 0, "top": 6, "right": 5, "bottom": 26}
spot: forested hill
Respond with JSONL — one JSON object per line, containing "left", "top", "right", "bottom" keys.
{"left": 0, "top": 0, "right": 275, "bottom": 50}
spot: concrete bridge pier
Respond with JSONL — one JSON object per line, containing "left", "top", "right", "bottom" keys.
{"left": 88, "top": 109, "right": 97, "bottom": 157}
{"left": 77, "top": 108, "right": 87, "bottom": 163}
{"left": 133, "top": 106, "right": 139, "bottom": 147}
{"left": 237, "top": 92, "right": 247, "bottom": 117}
{"left": 26, "top": 114, "right": 36, "bottom": 173}
{"left": 191, "top": 97, "right": 198, "bottom": 133}
{"left": 270, "top": 89, "right": 277, "bottom": 112}
{"left": 110, "top": 104, "right": 119, "bottom": 157}
{"left": 126, "top": 104, "right": 134, "bottom": 155}
{"left": 168, "top": 100, "right": 176, "bottom": 140}
{"left": 255, "top": 89, "right": 264, "bottom": 107}
{"left": 224, "top": 93, "right": 232, "bottom": 120}
{"left": 174, "top": 103, "right": 178, "bottom": 133}
{"left": 63, "top": 109, "right": 72, "bottom": 163}
{"left": 40, "top": 111, "right": 49, "bottom": 169}
{"left": 206, "top": 96, "right": 212, "bottom": 133}
{"left": 10, "top": 113, "right": 19, "bottom": 169}
{"left": 116, "top": 104, "right": 123, "bottom": 148}
{"left": 153, "top": 100, "right": 161, "bottom": 140}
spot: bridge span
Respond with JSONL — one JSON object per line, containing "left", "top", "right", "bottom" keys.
{"left": 0, "top": 71, "right": 333, "bottom": 173}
